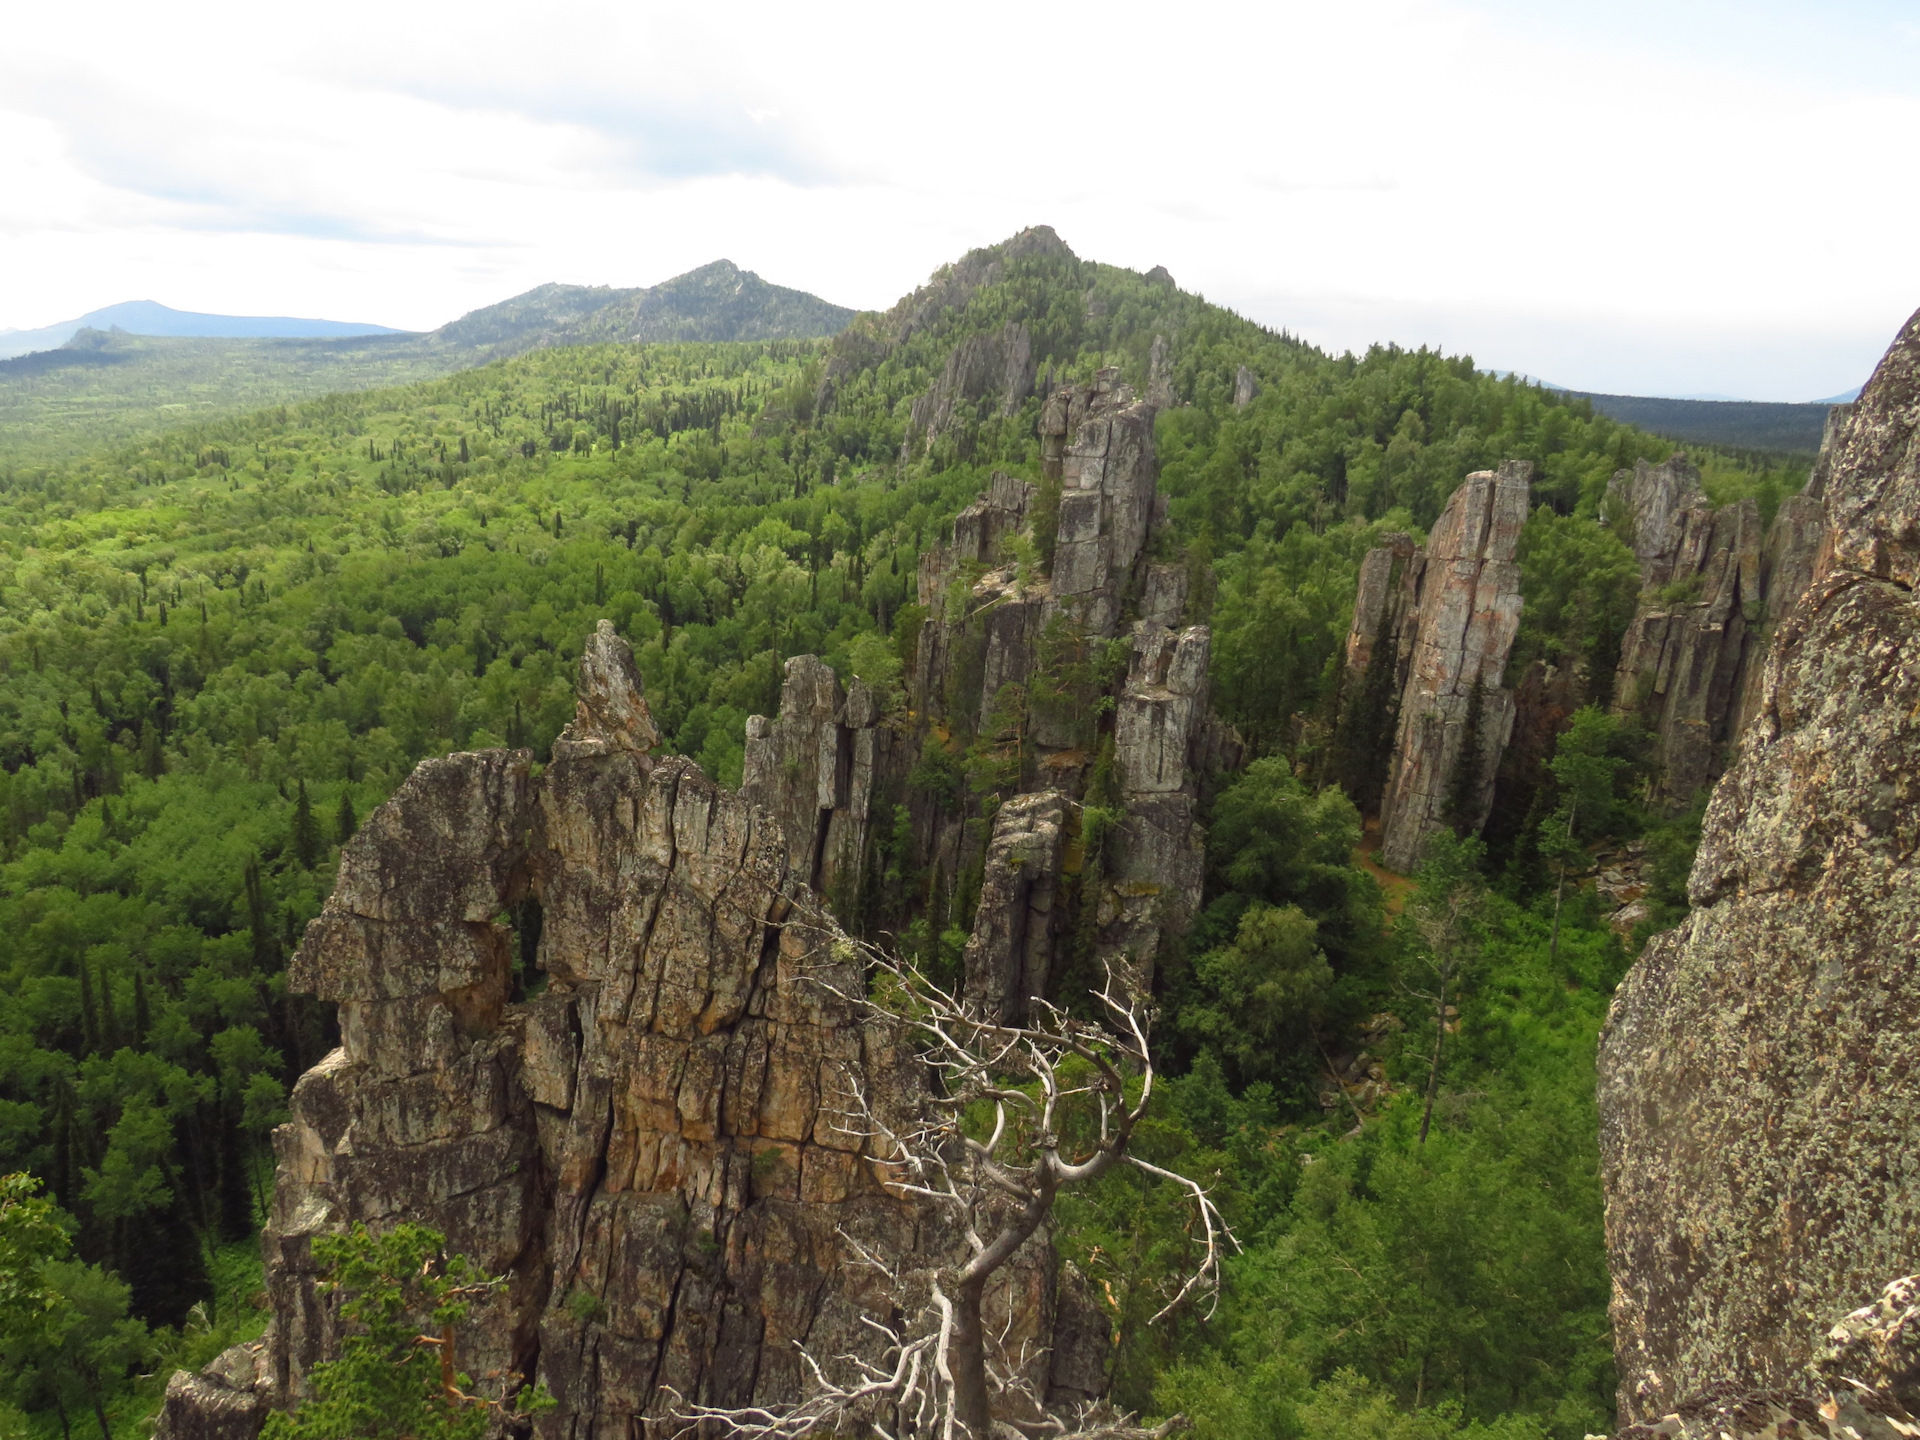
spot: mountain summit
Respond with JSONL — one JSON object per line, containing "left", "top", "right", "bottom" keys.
{"left": 427, "top": 258, "right": 854, "bottom": 358}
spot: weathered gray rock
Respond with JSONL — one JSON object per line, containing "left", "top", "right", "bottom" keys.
{"left": 1599, "top": 307, "right": 1920, "bottom": 1426}
{"left": 1603, "top": 1275, "right": 1920, "bottom": 1439}
{"left": 742, "top": 656, "right": 892, "bottom": 907}
{"left": 1376, "top": 462, "right": 1530, "bottom": 872}
{"left": 960, "top": 790, "right": 1068, "bottom": 1024}
{"left": 151, "top": 1344, "right": 271, "bottom": 1440}
{"left": 1043, "top": 369, "right": 1162, "bottom": 637}
{"left": 1147, "top": 334, "right": 1175, "bottom": 411}
{"left": 561, "top": 619, "right": 661, "bottom": 760}
{"left": 1097, "top": 623, "right": 1211, "bottom": 982}
{"left": 164, "top": 627, "right": 1093, "bottom": 1440}
{"left": 904, "top": 322, "right": 1037, "bottom": 460}
{"left": 1232, "top": 365, "right": 1258, "bottom": 408}
{"left": 1608, "top": 456, "right": 1763, "bottom": 805}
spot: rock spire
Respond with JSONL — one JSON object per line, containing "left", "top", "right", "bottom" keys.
{"left": 1348, "top": 461, "right": 1530, "bottom": 873}
{"left": 154, "top": 628, "right": 1098, "bottom": 1440}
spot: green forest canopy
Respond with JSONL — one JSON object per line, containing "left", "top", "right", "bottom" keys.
{"left": 0, "top": 234, "right": 1808, "bottom": 1440}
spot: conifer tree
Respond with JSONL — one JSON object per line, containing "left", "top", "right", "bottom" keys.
{"left": 292, "top": 780, "right": 322, "bottom": 869}
{"left": 335, "top": 791, "right": 358, "bottom": 845}
{"left": 244, "top": 859, "right": 278, "bottom": 971}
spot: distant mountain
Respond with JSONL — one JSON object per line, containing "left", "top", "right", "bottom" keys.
{"left": 1567, "top": 391, "right": 1832, "bottom": 456}
{"left": 1811, "top": 385, "right": 1862, "bottom": 404}
{"left": 427, "top": 260, "right": 855, "bottom": 360}
{"left": 0, "top": 260, "right": 858, "bottom": 460}
{"left": 0, "top": 300, "right": 407, "bottom": 360}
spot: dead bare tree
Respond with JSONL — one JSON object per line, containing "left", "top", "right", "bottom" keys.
{"left": 670, "top": 936, "right": 1233, "bottom": 1440}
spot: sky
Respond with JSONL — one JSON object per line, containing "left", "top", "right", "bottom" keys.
{"left": 1, "top": 0, "right": 1915, "bottom": 402}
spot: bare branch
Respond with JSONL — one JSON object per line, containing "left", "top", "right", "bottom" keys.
{"left": 672, "top": 931, "right": 1220, "bottom": 1440}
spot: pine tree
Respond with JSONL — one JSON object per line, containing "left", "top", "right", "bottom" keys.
{"left": 335, "top": 791, "right": 358, "bottom": 845}
{"left": 78, "top": 960, "right": 98, "bottom": 1054}
{"left": 292, "top": 780, "right": 322, "bottom": 869}
{"left": 245, "top": 858, "right": 278, "bottom": 971}
{"left": 96, "top": 963, "right": 119, "bottom": 1052}
{"left": 133, "top": 971, "right": 151, "bottom": 1042}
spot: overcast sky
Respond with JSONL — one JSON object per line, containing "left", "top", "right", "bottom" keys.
{"left": 1, "top": 0, "right": 1914, "bottom": 401}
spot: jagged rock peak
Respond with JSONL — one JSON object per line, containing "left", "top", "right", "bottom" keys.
{"left": 1598, "top": 305, "right": 1920, "bottom": 1425}
{"left": 1606, "top": 453, "right": 1707, "bottom": 585}
{"left": 152, "top": 624, "right": 1094, "bottom": 1440}
{"left": 1375, "top": 461, "right": 1530, "bottom": 873}
{"left": 557, "top": 618, "right": 660, "bottom": 758}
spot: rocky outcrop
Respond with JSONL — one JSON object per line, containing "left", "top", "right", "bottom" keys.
{"left": 1605, "top": 444, "right": 1847, "bottom": 807}
{"left": 903, "top": 322, "right": 1037, "bottom": 459}
{"left": 1147, "top": 334, "right": 1175, "bottom": 411}
{"left": 1598, "top": 308, "right": 1920, "bottom": 1425}
{"left": 165, "top": 623, "right": 1092, "bottom": 1440}
{"left": 741, "top": 656, "right": 891, "bottom": 908}
{"left": 1232, "top": 365, "right": 1258, "bottom": 408}
{"left": 1366, "top": 462, "right": 1531, "bottom": 873}
{"left": 1606, "top": 457, "right": 1763, "bottom": 805}
{"left": 961, "top": 790, "right": 1068, "bottom": 1024}
{"left": 878, "top": 370, "right": 1219, "bottom": 1002}
{"left": 1041, "top": 369, "right": 1164, "bottom": 637}
{"left": 151, "top": 1343, "right": 272, "bottom": 1440}
{"left": 1603, "top": 1275, "right": 1920, "bottom": 1439}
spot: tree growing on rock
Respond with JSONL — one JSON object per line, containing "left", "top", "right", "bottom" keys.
{"left": 260, "top": 1224, "right": 550, "bottom": 1440}
{"left": 673, "top": 942, "right": 1232, "bottom": 1440}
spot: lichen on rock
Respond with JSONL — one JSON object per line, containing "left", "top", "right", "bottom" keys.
{"left": 1598, "top": 307, "right": 1920, "bottom": 1426}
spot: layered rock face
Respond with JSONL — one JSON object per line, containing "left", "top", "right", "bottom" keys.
{"left": 741, "top": 656, "right": 891, "bottom": 909}
{"left": 1607, "top": 457, "right": 1763, "bottom": 805}
{"left": 1598, "top": 310, "right": 1920, "bottom": 1425}
{"left": 1605, "top": 444, "right": 1842, "bottom": 807}
{"left": 902, "top": 321, "right": 1036, "bottom": 459}
{"left": 159, "top": 623, "right": 1088, "bottom": 1440}
{"left": 1354, "top": 462, "right": 1530, "bottom": 873}
{"left": 787, "top": 368, "right": 1217, "bottom": 1018}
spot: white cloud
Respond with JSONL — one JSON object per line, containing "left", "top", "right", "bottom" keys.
{"left": 0, "top": 0, "right": 1912, "bottom": 399}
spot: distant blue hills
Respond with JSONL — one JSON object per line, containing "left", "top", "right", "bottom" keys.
{"left": 0, "top": 300, "right": 409, "bottom": 360}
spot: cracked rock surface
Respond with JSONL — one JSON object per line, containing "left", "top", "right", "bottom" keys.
{"left": 1599, "top": 308, "right": 1920, "bottom": 1426}
{"left": 160, "top": 628, "right": 1083, "bottom": 1440}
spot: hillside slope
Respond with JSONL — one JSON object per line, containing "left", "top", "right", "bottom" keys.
{"left": 0, "top": 227, "right": 1812, "bottom": 1440}
{"left": 0, "top": 261, "right": 853, "bottom": 460}
{"left": 1571, "top": 390, "right": 1830, "bottom": 455}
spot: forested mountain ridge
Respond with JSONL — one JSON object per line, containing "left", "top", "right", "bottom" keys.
{"left": 0, "top": 227, "right": 1815, "bottom": 1440}
{"left": 0, "top": 262, "right": 854, "bottom": 462}
{"left": 421, "top": 258, "right": 856, "bottom": 357}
